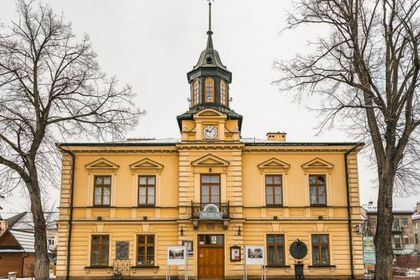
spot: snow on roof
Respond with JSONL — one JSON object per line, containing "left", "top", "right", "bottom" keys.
{"left": 9, "top": 230, "right": 34, "bottom": 253}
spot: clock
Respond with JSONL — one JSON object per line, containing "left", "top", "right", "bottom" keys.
{"left": 203, "top": 125, "right": 218, "bottom": 140}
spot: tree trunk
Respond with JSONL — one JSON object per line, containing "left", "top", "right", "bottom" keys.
{"left": 26, "top": 180, "right": 50, "bottom": 280}
{"left": 374, "top": 165, "right": 395, "bottom": 280}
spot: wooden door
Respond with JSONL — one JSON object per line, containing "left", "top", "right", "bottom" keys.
{"left": 198, "top": 235, "right": 224, "bottom": 280}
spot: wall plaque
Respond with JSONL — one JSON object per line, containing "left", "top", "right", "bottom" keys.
{"left": 289, "top": 239, "right": 308, "bottom": 259}
{"left": 116, "top": 241, "right": 129, "bottom": 260}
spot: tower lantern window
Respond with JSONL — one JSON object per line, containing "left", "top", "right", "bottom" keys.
{"left": 205, "top": 78, "right": 215, "bottom": 103}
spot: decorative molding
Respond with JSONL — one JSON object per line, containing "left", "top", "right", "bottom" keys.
{"left": 257, "top": 158, "right": 290, "bottom": 171}
{"left": 194, "top": 109, "right": 226, "bottom": 118}
{"left": 85, "top": 158, "right": 119, "bottom": 170}
{"left": 129, "top": 158, "right": 164, "bottom": 172}
{"left": 301, "top": 157, "right": 334, "bottom": 170}
{"left": 191, "top": 154, "right": 230, "bottom": 167}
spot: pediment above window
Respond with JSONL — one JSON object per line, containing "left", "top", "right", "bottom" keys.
{"left": 301, "top": 158, "right": 334, "bottom": 170}
{"left": 257, "top": 158, "right": 290, "bottom": 171}
{"left": 85, "top": 158, "right": 119, "bottom": 171}
{"left": 195, "top": 109, "right": 226, "bottom": 118}
{"left": 129, "top": 158, "right": 164, "bottom": 172}
{"left": 191, "top": 154, "right": 230, "bottom": 167}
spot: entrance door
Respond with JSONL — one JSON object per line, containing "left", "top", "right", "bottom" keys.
{"left": 198, "top": 234, "right": 224, "bottom": 280}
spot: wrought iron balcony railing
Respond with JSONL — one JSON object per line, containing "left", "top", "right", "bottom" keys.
{"left": 191, "top": 201, "right": 230, "bottom": 220}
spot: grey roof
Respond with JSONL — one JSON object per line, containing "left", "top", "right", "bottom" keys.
{"left": 193, "top": 31, "right": 228, "bottom": 70}
{"left": 9, "top": 230, "right": 35, "bottom": 253}
{"left": 1, "top": 211, "right": 58, "bottom": 231}
{"left": 59, "top": 137, "right": 363, "bottom": 147}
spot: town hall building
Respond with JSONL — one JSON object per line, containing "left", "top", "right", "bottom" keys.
{"left": 56, "top": 3, "right": 364, "bottom": 279}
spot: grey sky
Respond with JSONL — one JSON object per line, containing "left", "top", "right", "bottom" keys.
{"left": 0, "top": 0, "right": 418, "bottom": 212}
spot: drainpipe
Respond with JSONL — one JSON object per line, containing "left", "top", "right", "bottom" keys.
{"left": 57, "top": 145, "right": 75, "bottom": 280}
{"left": 344, "top": 143, "right": 363, "bottom": 280}
{"left": 21, "top": 253, "right": 30, "bottom": 277}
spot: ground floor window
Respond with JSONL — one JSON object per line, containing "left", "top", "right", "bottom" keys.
{"left": 137, "top": 234, "right": 155, "bottom": 266}
{"left": 267, "top": 234, "right": 285, "bottom": 265}
{"left": 311, "top": 234, "right": 330, "bottom": 265}
{"left": 91, "top": 235, "right": 109, "bottom": 266}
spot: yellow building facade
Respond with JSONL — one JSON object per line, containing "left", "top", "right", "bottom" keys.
{"left": 56, "top": 4, "right": 364, "bottom": 279}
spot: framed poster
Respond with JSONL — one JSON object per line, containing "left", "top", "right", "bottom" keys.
{"left": 167, "top": 246, "right": 187, "bottom": 266}
{"left": 182, "top": 240, "right": 193, "bottom": 256}
{"left": 115, "top": 241, "right": 129, "bottom": 260}
{"left": 230, "top": 246, "right": 241, "bottom": 262}
{"left": 245, "top": 246, "right": 265, "bottom": 265}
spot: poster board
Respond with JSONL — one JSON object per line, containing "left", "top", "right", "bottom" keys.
{"left": 245, "top": 246, "right": 265, "bottom": 265}
{"left": 363, "top": 237, "right": 376, "bottom": 269}
{"left": 167, "top": 246, "right": 187, "bottom": 266}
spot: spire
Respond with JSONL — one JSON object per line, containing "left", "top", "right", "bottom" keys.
{"left": 206, "top": 0, "right": 214, "bottom": 50}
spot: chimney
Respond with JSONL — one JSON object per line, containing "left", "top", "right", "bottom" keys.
{"left": 266, "top": 132, "right": 287, "bottom": 142}
{"left": 0, "top": 218, "right": 7, "bottom": 235}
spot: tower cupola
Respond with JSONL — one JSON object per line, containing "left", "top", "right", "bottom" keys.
{"left": 177, "top": 1, "right": 243, "bottom": 132}
{"left": 187, "top": 1, "right": 232, "bottom": 108}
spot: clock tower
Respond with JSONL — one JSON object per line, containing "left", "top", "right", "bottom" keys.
{"left": 177, "top": 1, "right": 243, "bottom": 142}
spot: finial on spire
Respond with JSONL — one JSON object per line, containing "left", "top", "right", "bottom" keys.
{"left": 207, "top": 0, "right": 213, "bottom": 35}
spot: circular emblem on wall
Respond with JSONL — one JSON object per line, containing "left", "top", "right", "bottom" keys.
{"left": 289, "top": 239, "right": 308, "bottom": 259}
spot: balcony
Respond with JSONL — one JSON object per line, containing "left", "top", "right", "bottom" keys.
{"left": 191, "top": 202, "right": 230, "bottom": 220}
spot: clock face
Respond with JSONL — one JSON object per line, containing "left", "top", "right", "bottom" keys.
{"left": 203, "top": 125, "right": 218, "bottom": 140}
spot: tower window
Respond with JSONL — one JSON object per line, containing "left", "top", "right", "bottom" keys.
{"left": 220, "top": 80, "right": 227, "bottom": 106}
{"left": 205, "top": 78, "right": 215, "bottom": 103}
{"left": 192, "top": 80, "right": 200, "bottom": 106}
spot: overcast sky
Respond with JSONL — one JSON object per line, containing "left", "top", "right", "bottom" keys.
{"left": 0, "top": 0, "right": 418, "bottom": 213}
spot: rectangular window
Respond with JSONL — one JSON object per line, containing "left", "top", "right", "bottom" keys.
{"left": 311, "top": 234, "right": 330, "bottom": 265}
{"left": 403, "top": 235, "right": 409, "bottom": 245}
{"left": 94, "top": 175, "right": 111, "bottom": 206}
{"left": 91, "top": 235, "right": 109, "bottom": 267}
{"left": 393, "top": 235, "right": 402, "bottom": 249}
{"left": 265, "top": 175, "right": 282, "bottom": 206}
{"left": 309, "top": 175, "right": 326, "bottom": 206}
{"left": 201, "top": 174, "right": 220, "bottom": 204}
{"left": 401, "top": 218, "right": 408, "bottom": 226}
{"left": 138, "top": 175, "right": 156, "bottom": 206}
{"left": 415, "top": 233, "right": 418, "bottom": 245}
{"left": 137, "top": 235, "right": 155, "bottom": 266}
{"left": 267, "top": 234, "right": 285, "bottom": 265}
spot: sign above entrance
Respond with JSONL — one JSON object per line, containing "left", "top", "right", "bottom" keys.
{"left": 199, "top": 204, "right": 223, "bottom": 220}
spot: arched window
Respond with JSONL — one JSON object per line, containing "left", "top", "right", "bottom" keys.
{"left": 192, "top": 80, "right": 200, "bottom": 105}
{"left": 220, "top": 80, "right": 228, "bottom": 106}
{"left": 204, "top": 78, "right": 215, "bottom": 103}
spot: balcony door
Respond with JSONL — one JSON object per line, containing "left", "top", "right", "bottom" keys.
{"left": 201, "top": 174, "right": 220, "bottom": 205}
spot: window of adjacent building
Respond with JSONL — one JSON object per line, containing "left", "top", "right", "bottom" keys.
{"left": 267, "top": 234, "right": 285, "bottom": 265}
{"left": 137, "top": 235, "right": 155, "bottom": 266}
{"left": 48, "top": 236, "right": 55, "bottom": 246}
{"left": 265, "top": 175, "right": 282, "bottom": 206}
{"left": 94, "top": 175, "right": 111, "bottom": 206}
{"left": 201, "top": 174, "right": 220, "bottom": 204}
{"left": 91, "top": 235, "right": 109, "bottom": 267}
{"left": 204, "top": 78, "right": 215, "bottom": 103}
{"left": 311, "top": 234, "right": 330, "bottom": 265}
{"left": 394, "top": 235, "right": 402, "bottom": 249}
{"left": 403, "top": 235, "right": 409, "bottom": 245}
{"left": 192, "top": 80, "right": 200, "bottom": 106}
{"left": 415, "top": 233, "right": 418, "bottom": 245}
{"left": 220, "top": 80, "right": 227, "bottom": 105}
{"left": 138, "top": 176, "right": 156, "bottom": 206}
{"left": 393, "top": 219, "right": 401, "bottom": 230}
{"left": 309, "top": 175, "right": 326, "bottom": 206}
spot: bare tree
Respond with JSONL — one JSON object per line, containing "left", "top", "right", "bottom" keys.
{"left": 0, "top": 1, "right": 142, "bottom": 278}
{"left": 275, "top": 0, "right": 420, "bottom": 279}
